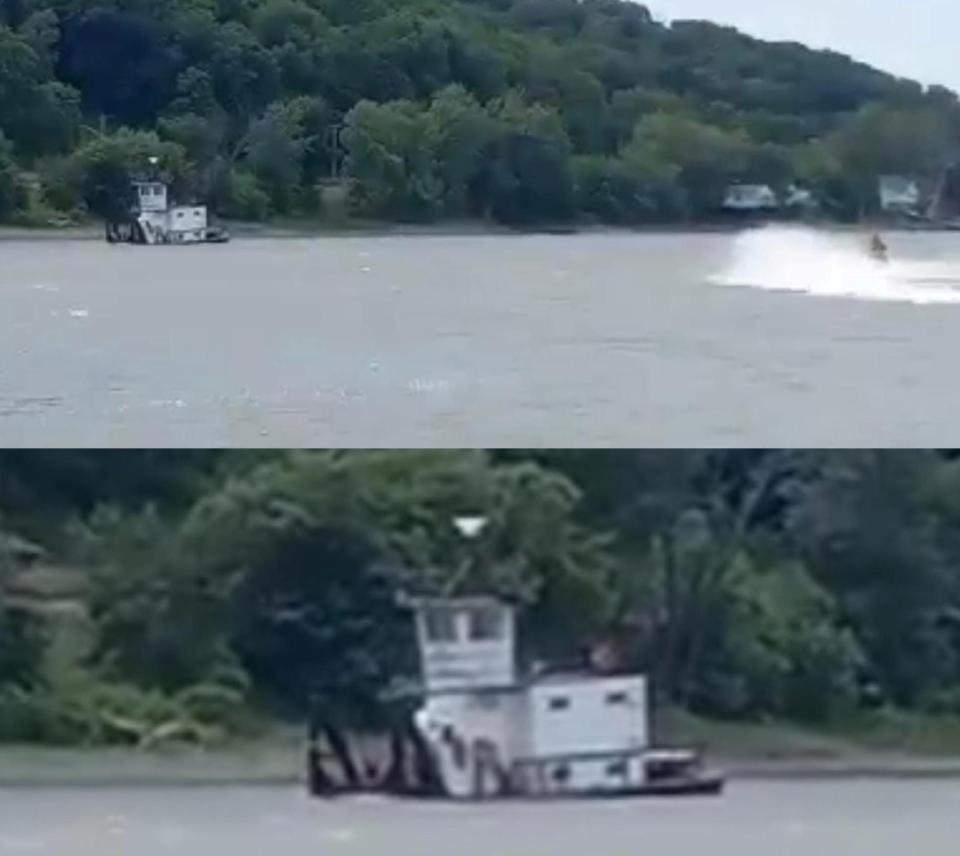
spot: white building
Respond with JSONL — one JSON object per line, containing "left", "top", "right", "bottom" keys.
{"left": 408, "top": 597, "right": 719, "bottom": 799}
{"left": 722, "top": 184, "right": 779, "bottom": 213}
{"left": 878, "top": 175, "right": 921, "bottom": 214}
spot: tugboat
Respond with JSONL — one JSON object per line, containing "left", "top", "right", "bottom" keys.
{"left": 306, "top": 596, "right": 726, "bottom": 801}
{"left": 106, "top": 179, "right": 229, "bottom": 245}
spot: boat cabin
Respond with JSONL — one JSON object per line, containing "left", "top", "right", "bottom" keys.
{"left": 406, "top": 596, "right": 718, "bottom": 799}
{"left": 106, "top": 179, "right": 228, "bottom": 245}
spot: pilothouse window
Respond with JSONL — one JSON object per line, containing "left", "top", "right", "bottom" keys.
{"left": 423, "top": 607, "right": 457, "bottom": 642}
{"left": 469, "top": 606, "right": 504, "bottom": 641}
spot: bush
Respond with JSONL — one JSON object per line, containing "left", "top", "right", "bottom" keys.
{"left": 480, "top": 132, "right": 576, "bottom": 226}
{"left": 689, "top": 557, "right": 864, "bottom": 722}
{"left": 1, "top": 672, "right": 253, "bottom": 747}
{"left": 0, "top": 686, "right": 42, "bottom": 742}
{"left": 72, "top": 129, "right": 190, "bottom": 221}
{"left": 0, "top": 135, "right": 28, "bottom": 222}
{"left": 218, "top": 170, "right": 271, "bottom": 221}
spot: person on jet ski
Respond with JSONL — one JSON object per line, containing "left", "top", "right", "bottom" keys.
{"left": 870, "top": 233, "right": 889, "bottom": 262}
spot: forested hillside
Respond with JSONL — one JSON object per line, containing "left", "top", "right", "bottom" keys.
{"left": 1, "top": 0, "right": 959, "bottom": 226}
{"left": 4, "top": 450, "right": 960, "bottom": 746}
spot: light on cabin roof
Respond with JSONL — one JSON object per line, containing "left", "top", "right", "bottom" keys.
{"left": 453, "top": 516, "right": 488, "bottom": 539}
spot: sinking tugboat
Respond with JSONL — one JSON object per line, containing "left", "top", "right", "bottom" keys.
{"left": 306, "top": 596, "right": 725, "bottom": 801}
{"left": 105, "top": 179, "right": 229, "bottom": 245}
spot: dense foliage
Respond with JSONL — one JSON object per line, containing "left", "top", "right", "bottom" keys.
{"left": 5, "top": 450, "right": 960, "bottom": 745}
{"left": 1, "top": 0, "right": 958, "bottom": 226}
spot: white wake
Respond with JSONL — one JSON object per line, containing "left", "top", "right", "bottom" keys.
{"left": 712, "top": 226, "right": 960, "bottom": 305}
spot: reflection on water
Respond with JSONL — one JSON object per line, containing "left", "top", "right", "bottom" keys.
{"left": 3, "top": 231, "right": 960, "bottom": 446}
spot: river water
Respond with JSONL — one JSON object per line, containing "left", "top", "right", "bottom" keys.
{"left": 0, "top": 781, "right": 957, "bottom": 854}
{"left": 3, "top": 227, "right": 960, "bottom": 446}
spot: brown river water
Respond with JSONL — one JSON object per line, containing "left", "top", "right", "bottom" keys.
{"left": 3, "top": 228, "right": 960, "bottom": 446}
{"left": 0, "top": 780, "right": 958, "bottom": 855}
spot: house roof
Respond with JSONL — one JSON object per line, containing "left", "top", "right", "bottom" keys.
{"left": 879, "top": 175, "right": 919, "bottom": 193}
{"left": 0, "top": 532, "right": 45, "bottom": 561}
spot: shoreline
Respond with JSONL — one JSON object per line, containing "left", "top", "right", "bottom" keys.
{"left": 3, "top": 744, "right": 960, "bottom": 789}
{"left": 0, "top": 219, "right": 936, "bottom": 243}
{"left": 0, "top": 221, "right": 745, "bottom": 243}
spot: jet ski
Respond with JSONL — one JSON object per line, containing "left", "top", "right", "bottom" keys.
{"left": 869, "top": 234, "right": 889, "bottom": 263}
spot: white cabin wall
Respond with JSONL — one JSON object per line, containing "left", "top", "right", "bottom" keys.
{"left": 415, "top": 689, "right": 525, "bottom": 798}
{"left": 527, "top": 676, "right": 649, "bottom": 758}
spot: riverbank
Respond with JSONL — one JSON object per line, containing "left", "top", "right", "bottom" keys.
{"left": 5, "top": 713, "right": 960, "bottom": 787}
{"left": 0, "top": 218, "right": 912, "bottom": 243}
{"left": 0, "top": 220, "right": 747, "bottom": 242}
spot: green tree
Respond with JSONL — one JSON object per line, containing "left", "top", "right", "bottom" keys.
{"left": 239, "top": 100, "right": 315, "bottom": 213}
{"left": 573, "top": 152, "right": 682, "bottom": 224}
{"left": 71, "top": 130, "right": 190, "bottom": 221}
{"left": 209, "top": 22, "right": 282, "bottom": 116}
{"left": 626, "top": 113, "right": 752, "bottom": 216}
{"left": 472, "top": 92, "right": 576, "bottom": 225}
{"left": 823, "top": 105, "right": 955, "bottom": 214}
{"left": 0, "top": 133, "right": 26, "bottom": 221}
{"left": 424, "top": 85, "right": 497, "bottom": 216}
{"left": 344, "top": 99, "right": 443, "bottom": 220}
{"left": 251, "top": 0, "right": 328, "bottom": 48}
{"left": 786, "top": 451, "right": 960, "bottom": 707}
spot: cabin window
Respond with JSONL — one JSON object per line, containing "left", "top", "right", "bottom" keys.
{"left": 606, "top": 760, "right": 628, "bottom": 778}
{"left": 548, "top": 695, "right": 570, "bottom": 711}
{"left": 468, "top": 606, "right": 503, "bottom": 641}
{"left": 551, "top": 763, "right": 571, "bottom": 784}
{"left": 423, "top": 607, "right": 457, "bottom": 642}
{"left": 470, "top": 694, "right": 500, "bottom": 711}
{"left": 605, "top": 691, "right": 629, "bottom": 706}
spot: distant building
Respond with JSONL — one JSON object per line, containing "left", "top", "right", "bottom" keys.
{"left": 783, "top": 185, "right": 817, "bottom": 212}
{"left": 878, "top": 175, "right": 921, "bottom": 214}
{"left": 722, "top": 184, "right": 779, "bottom": 213}
{"left": 0, "top": 533, "right": 88, "bottom": 621}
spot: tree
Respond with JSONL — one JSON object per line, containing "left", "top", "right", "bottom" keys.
{"left": 209, "top": 22, "right": 282, "bottom": 116}
{"left": 344, "top": 99, "right": 443, "bottom": 221}
{"left": 0, "top": 133, "right": 25, "bottom": 222}
{"left": 525, "top": 54, "right": 607, "bottom": 152}
{"left": 251, "top": 0, "right": 328, "bottom": 48}
{"left": 425, "top": 85, "right": 497, "bottom": 216}
{"left": 626, "top": 113, "right": 753, "bottom": 216}
{"left": 3, "top": 0, "right": 959, "bottom": 226}
{"left": 57, "top": 9, "right": 181, "bottom": 124}
{"left": 573, "top": 152, "right": 682, "bottom": 224}
{"left": 240, "top": 100, "right": 314, "bottom": 213}
{"left": 473, "top": 92, "right": 576, "bottom": 225}
{"left": 823, "top": 105, "right": 955, "bottom": 214}
{"left": 785, "top": 452, "right": 960, "bottom": 707}
{"left": 71, "top": 130, "right": 190, "bottom": 221}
